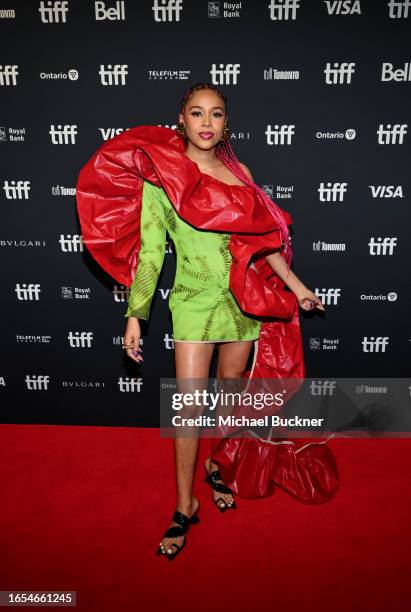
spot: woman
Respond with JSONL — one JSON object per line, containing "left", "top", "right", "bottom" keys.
{"left": 76, "top": 82, "right": 328, "bottom": 561}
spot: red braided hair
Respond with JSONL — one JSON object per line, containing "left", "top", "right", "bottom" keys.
{"left": 178, "top": 82, "right": 293, "bottom": 269}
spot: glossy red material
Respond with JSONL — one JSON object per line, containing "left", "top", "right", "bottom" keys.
{"left": 76, "top": 125, "right": 339, "bottom": 504}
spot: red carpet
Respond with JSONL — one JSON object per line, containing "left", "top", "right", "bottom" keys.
{"left": 0, "top": 425, "right": 410, "bottom": 611}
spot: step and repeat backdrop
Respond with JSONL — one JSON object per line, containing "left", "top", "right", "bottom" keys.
{"left": 1, "top": 0, "right": 409, "bottom": 426}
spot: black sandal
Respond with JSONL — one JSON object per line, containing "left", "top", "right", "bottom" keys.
{"left": 204, "top": 465, "right": 237, "bottom": 513}
{"left": 156, "top": 508, "right": 200, "bottom": 561}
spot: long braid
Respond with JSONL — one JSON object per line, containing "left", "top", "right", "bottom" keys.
{"left": 215, "top": 136, "right": 293, "bottom": 270}
{"left": 177, "top": 82, "right": 293, "bottom": 271}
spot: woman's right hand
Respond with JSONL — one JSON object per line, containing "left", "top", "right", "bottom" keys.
{"left": 124, "top": 317, "right": 143, "bottom": 363}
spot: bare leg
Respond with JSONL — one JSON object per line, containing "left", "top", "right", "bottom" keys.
{"left": 159, "top": 342, "right": 215, "bottom": 556}
{"left": 205, "top": 340, "right": 255, "bottom": 509}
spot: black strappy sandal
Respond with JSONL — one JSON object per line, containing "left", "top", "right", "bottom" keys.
{"left": 204, "top": 464, "right": 237, "bottom": 513}
{"left": 156, "top": 508, "right": 200, "bottom": 561}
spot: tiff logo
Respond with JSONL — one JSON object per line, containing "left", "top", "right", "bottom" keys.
{"left": 210, "top": 63, "right": 240, "bottom": 85}
{"left": 362, "top": 337, "right": 389, "bottom": 352}
{"left": 49, "top": 124, "right": 77, "bottom": 144}
{"left": 368, "top": 237, "right": 397, "bottom": 255}
{"left": 152, "top": 0, "right": 183, "bottom": 21}
{"left": 0, "top": 64, "right": 18, "bottom": 85}
{"left": 265, "top": 124, "right": 295, "bottom": 145}
{"left": 3, "top": 180, "right": 30, "bottom": 199}
{"left": 309, "top": 380, "right": 337, "bottom": 396}
{"left": 318, "top": 182, "right": 348, "bottom": 202}
{"left": 118, "top": 377, "right": 143, "bottom": 392}
{"left": 377, "top": 124, "right": 407, "bottom": 144}
{"left": 388, "top": 0, "right": 411, "bottom": 18}
{"left": 26, "top": 375, "right": 50, "bottom": 390}
{"left": 38, "top": 0, "right": 69, "bottom": 23}
{"left": 99, "top": 64, "right": 128, "bottom": 85}
{"left": 15, "top": 283, "right": 41, "bottom": 301}
{"left": 95, "top": 0, "right": 125, "bottom": 20}
{"left": 59, "top": 234, "right": 83, "bottom": 252}
{"left": 315, "top": 288, "right": 341, "bottom": 305}
{"left": 68, "top": 331, "right": 94, "bottom": 348}
{"left": 268, "top": 0, "right": 300, "bottom": 20}
{"left": 324, "top": 62, "right": 356, "bottom": 84}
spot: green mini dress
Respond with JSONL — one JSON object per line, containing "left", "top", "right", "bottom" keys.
{"left": 124, "top": 180, "right": 261, "bottom": 343}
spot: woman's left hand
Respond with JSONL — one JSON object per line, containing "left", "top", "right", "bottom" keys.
{"left": 296, "top": 287, "right": 325, "bottom": 312}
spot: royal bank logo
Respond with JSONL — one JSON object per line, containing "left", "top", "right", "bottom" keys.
{"left": 207, "top": 1, "right": 242, "bottom": 18}
{"left": 210, "top": 63, "right": 240, "bottom": 85}
{"left": 0, "top": 127, "right": 26, "bottom": 141}
{"left": 38, "top": 1, "right": 69, "bottom": 23}
{"left": 268, "top": 0, "right": 300, "bottom": 20}
{"left": 309, "top": 338, "right": 340, "bottom": 351}
{"left": 377, "top": 124, "right": 408, "bottom": 144}
{"left": 262, "top": 185, "right": 294, "bottom": 200}
{"left": 62, "top": 287, "right": 91, "bottom": 300}
{"left": 152, "top": 0, "right": 183, "bottom": 21}
{"left": 324, "top": 62, "right": 356, "bottom": 84}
